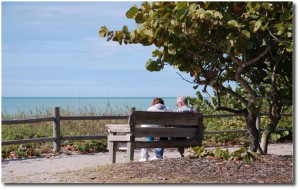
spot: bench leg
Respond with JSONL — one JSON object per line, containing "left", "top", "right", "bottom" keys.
{"left": 109, "top": 141, "right": 117, "bottom": 163}
{"left": 127, "top": 134, "right": 134, "bottom": 162}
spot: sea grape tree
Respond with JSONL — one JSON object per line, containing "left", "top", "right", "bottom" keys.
{"left": 99, "top": 2, "right": 293, "bottom": 152}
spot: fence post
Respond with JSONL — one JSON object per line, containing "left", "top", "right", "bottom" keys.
{"left": 53, "top": 107, "right": 61, "bottom": 152}
{"left": 127, "top": 107, "right": 135, "bottom": 161}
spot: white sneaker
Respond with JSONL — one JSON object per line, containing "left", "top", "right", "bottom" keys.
{"left": 149, "top": 156, "right": 163, "bottom": 161}
{"left": 138, "top": 157, "right": 148, "bottom": 162}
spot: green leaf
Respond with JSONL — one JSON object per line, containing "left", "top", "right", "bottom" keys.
{"left": 175, "top": 2, "right": 187, "bottom": 10}
{"left": 277, "top": 30, "right": 283, "bottom": 35}
{"left": 215, "top": 147, "right": 221, "bottom": 157}
{"left": 176, "top": 7, "right": 187, "bottom": 20}
{"left": 261, "top": 22, "right": 269, "bottom": 31}
{"left": 287, "top": 23, "right": 293, "bottom": 31}
{"left": 280, "top": 10, "right": 292, "bottom": 21}
{"left": 122, "top": 26, "right": 129, "bottom": 33}
{"left": 214, "top": 11, "right": 223, "bottom": 20}
{"left": 233, "top": 150, "right": 242, "bottom": 159}
{"left": 152, "top": 49, "right": 162, "bottom": 58}
{"left": 223, "top": 150, "right": 231, "bottom": 160}
{"left": 99, "top": 26, "right": 108, "bottom": 38}
{"left": 145, "top": 59, "right": 161, "bottom": 72}
{"left": 249, "top": 20, "right": 256, "bottom": 32}
{"left": 168, "top": 48, "right": 176, "bottom": 55}
{"left": 286, "top": 45, "right": 293, "bottom": 52}
{"left": 225, "top": 39, "right": 234, "bottom": 54}
{"left": 135, "top": 12, "right": 144, "bottom": 24}
{"left": 227, "top": 20, "right": 239, "bottom": 28}
{"left": 107, "top": 35, "right": 113, "bottom": 41}
{"left": 253, "top": 20, "right": 262, "bottom": 32}
{"left": 117, "top": 31, "right": 124, "bottom": 45}
{"left": 243, "top": 141, "right": 250, "bottom": 149}
{"left": 144, "top": 29, "right": 153, "bottom": 37}
{"left": 126, "top": 6, "right": 139, "bottom": 19}
{"left": 205, "top": 10, "right": 214, "bottom": 18}
{"left": 136, "top": 24, "right": 145, "bottom": 33}
{"left": 146, "top": 12, "right": 157, "bottom": 26}
{"left": 275, "top": 22, "right": 284, "bottom": 30}
{"left": 188, "top": 3, "right": 197, "bottom": 14}
{"left": 141, "top": 2, "right": 150, "bottom": 11}
{"left": 241, "top": 30, "right": 251, "bottom": 39}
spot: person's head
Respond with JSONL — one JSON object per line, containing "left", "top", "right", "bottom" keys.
{"left": 152, "top": 97, "right": 164, "bottom": 105}
{"left": 176, "top": 96, "right": 188, "bottom": 107}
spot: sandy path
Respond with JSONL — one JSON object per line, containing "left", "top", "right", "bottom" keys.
{"left": 1, "top": 143, "right": 293, "bottom": 183}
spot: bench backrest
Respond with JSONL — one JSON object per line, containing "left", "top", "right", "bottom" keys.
{"left": 129, "top": 111, "right": 202, "bottom": 126}
{"left": 129, "top": 111, "right": 203, "bottom": 138}
{"left": 107, "top": 111, "right": 204, "bottom": 163}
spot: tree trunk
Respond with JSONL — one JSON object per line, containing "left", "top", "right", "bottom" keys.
{"left": 260, "top": 123, "right": 276, "bottom": 154}
{"left": 260, "top": 113, "right": 280, "bottom": 154}
{"left": 245, "top": 108, "right": 261, "bottom": 152}
{"left": 260, "top": 102, "right": 282, "bottom": 154}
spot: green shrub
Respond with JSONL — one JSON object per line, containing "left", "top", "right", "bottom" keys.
{"left": 188, "top": 142, "right": 256, "bottom": 163}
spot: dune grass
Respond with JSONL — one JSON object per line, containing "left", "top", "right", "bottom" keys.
{"left": 2, "top": 104, "right": 292, "bottom": 159}
{"left": 1, "top": 105, "right": 129, "bottom": 159}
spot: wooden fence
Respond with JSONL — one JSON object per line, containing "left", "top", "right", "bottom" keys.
{"left": 1, "top": 107, "right": 292, "bottom": 152}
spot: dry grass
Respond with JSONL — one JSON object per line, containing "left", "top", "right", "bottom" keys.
{"left": 34, "top": 154, "right": 293, "bottom": 184}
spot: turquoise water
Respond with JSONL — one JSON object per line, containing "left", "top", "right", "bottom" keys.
{"left": 1, "top": 97, "right": 178, "bottom": 115}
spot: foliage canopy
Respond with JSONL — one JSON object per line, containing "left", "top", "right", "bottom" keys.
{"left": 100, "top": 2, "right": 293, "bottom": 152}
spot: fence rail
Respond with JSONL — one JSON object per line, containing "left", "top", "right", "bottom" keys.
{"left": 1, "top": 107, "right": 293, "bottom": 152}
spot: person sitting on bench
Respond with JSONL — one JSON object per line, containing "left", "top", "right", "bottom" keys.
{"left": 139, "top": 98, "right": 170, "bottom": 162}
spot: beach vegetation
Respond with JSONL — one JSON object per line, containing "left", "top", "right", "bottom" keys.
{"left": 100, "top": 1, "right": 293, "bottom": 154}
{"left": 2, "top": 105, "right": 128, "bottom": 159}
{"left": 2, "top": 103, "right": 292, "bottom": 159}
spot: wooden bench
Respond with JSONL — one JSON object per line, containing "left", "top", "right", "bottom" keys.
{"left": 106, "top": 111, "right": 204, "bottom": 163}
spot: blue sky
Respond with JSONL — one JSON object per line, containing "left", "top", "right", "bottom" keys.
{"left": 1, "top": 1, "right": 200, "bottom": 97}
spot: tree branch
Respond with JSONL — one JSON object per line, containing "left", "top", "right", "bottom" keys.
{"left": 217, "top": 106, "right": 248, "bottom": 114}
{"left": 218, "top": 85, "right": 248, "bottom": 106}
{"left": 243, "top": 46, "right": 271, "bottom": 69}
{"left": 202, "top": 85, "right": 218, "bottom": 109}
{"left": 268, "top": 29, "right": 289, "bottom": 47}
{"left": 176, "top": 72, "right": 196, "bottom": 84}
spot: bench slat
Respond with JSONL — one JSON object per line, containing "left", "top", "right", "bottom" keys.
{"left": 106, "top": 124, "right": 130, "bottom": 133}
{"left": 134, "top": 127, "right": 198, "bottom": 137}
{"left": 107, "top": 111, "right": 204, "bottom": 163}
{"left": 108, "top": 127, "right": 131, "bottom": 133}
{"left": 130, "top": 112, "right": 202, "bottom": 125}
{"left": 106, "top": 124, "right": 130, "bottom": 128}
{"left": 108, "top": 134, "right": 131, "bottom": 142}
{"left": 134, "top": 140, "right": 201, "bottom": 148}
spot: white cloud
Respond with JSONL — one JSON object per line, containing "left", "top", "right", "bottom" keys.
{"left": 7, "top": 2, "right": 135, "bottom": 25}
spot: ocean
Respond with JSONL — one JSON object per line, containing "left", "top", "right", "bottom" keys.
{"left": 1, "top": 97, "right": 179, "bottom": 116}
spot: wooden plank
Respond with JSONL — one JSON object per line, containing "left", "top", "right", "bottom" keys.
{"left": 107, "top": 124, "right": 130, "bottom": 133}
{"left": 61, "top": 115, "right": 128, "bottom": 121}
{"left": 106, "top": 124, "right": 130, "bottom": 128}
{"left": 134, "top": 140, "right": 201, "bottom": 148}
{"left": 61, "top": 135, "right": 107, "bottom": 140}
{"left": 108, "top": 134, "right": 131, "bottom": 142}
{"left": 134, "top": 127, "right": 198, "bottom": 137}
{"left": 127, "top": 135, "right": 134, "bottom": 162}
{"left": 196, "top": 117, "right": 204, "bottom": 147}
{"left": 109, "top": 127, "right": 131, "bottom": 133}
{"left": 53, "top": 107, "right": 61, "bottom": 152}
{"left": 1, "top": 137, "right": 56, "bottom": 145}
{"left": 130, "top": 111, "right": 202, "bottom": 125}
{"left": 203, "top": 114, "right": 244, "bottom": 118}
{"left": 2, "top": 117, "right": 54, "bottom": 125}
{"left": 108, "top": 141, "right": 117, "bottom": 163}
{"left": 205, "top": 129, "right": 248, "bottom": 134}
